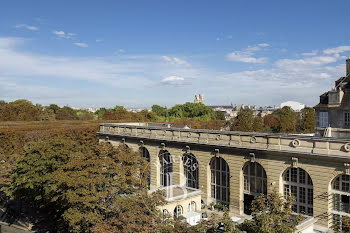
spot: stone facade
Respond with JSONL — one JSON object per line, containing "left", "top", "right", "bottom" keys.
{"left": 98, "top": 122, "right": 350, "bottom": 229}
{"left": 314, "top": 57, "right": 350, "bottom": 138}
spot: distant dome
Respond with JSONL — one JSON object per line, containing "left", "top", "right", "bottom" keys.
{"left": 280, "top": 101, "right": 305, "bottom": 111}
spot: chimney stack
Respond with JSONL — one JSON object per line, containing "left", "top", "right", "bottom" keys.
{"left": 347, "top": 57, "right": 350, "bottom": 76}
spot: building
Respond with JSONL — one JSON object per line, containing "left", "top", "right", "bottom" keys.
{"left": 281, "top": 101, "right": 306, "bottom": 112}
{"left": 98, "top": 122, "right": 350, "bottom": 232}
{"left": 194, "top": 94, "right": 204, "bottom": 104}
{"left": 210, "top": 104, "right": 279, "bottom": 120}
{"left": 314, "top": 57, "right": 350, "bottom": 138}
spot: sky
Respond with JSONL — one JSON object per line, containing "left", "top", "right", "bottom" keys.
{"left": 1, "top": 0, "right": 350, "bottom": 108}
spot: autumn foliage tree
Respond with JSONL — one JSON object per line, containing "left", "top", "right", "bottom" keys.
{"left": 239, "top": 191, "right": 302, "bottom": 233}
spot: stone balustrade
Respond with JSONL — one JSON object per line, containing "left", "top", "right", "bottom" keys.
{"left": 98, "top": 123, "right": 350, "bottom": 158}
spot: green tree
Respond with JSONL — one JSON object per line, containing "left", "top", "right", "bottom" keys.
{"left": 151, "top": 105, "right": 168, "bottom": 117}
{"left": 274, "top": 106, "right": 296, "bottom": 133}
{"left": 231, "top": 109, "right": 255, "bottom": 132}
{"left": 297, "top": 107, "right": 315, "bottom": 133}
{"left": 216, "top": 111, "right": 226, "bottom": 121}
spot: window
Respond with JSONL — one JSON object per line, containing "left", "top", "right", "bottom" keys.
{"left": 332, "top": 174, "right": 350, "bottom": 231}
{"left": 345, "top": 112, "right": 350, "bottom": 126}
{"left": 319, "top": 112, "right": 328, "bottom": 127}
{"left": 243, "top": 162, "right": 267, "bottom": 195}
{"left": 141, "top": 147, "right": 151, "bottom": 187}
{"left": 159, "top": 150, "right": 173, "bottom": 186}
{"left": 282, "top": 168, "right": 313, "bottom": 216}
{"left": 183, "top": 153, "right": 199, "bottom": 189}
{"left": 174, "top": 205, "right": 183, "bottom": 218}
{"left": 210, "top": 157, "right": 230, "bottom": 206}
{"left": 188, "top": 201, "right": 196, "bottom": 212}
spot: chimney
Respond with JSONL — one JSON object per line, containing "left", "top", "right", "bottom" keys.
{"left": 347, "top": 57, "right": 350, "bottom": 76}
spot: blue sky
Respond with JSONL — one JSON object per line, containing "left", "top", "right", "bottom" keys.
{"left": 1, "top": 0, "right": 350, "bottom": 108}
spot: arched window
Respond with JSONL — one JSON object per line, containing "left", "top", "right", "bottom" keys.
{"left": 174, "top": 205, "right": 183, "bottom": 218}
{"left": 159, "top": 150, "right": 173, "bottom": 186}
{"left": 162, "top": 209, "right": 169, "bottom": 222}
{"left": 210, "top": 157, "right": 230, "bottom": 206}
{"left": 282, "top": 167, "right": 313, "bottom": 216}
{"left": 331, "top": 174, "right": 350, "bottom": 230}
{"left": 140, "top": 147, "right": 151, "bottom": 187}
{"left": 188, "top": 201, "right": 196, "bottom": 212}
{"left": 243, "top": 162, "right": 267, "bottom": 195}
{"left": 141, "top": 147, "right": 150, "bottom": 162}
{"left": 183, "top": 153, "right": 199, "bottom": 189}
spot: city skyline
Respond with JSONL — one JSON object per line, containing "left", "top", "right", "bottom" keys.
{"left": 1, "top": 0, "right": 350, "bottom": 108}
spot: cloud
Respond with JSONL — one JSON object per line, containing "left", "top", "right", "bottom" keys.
{"left": 161, "top": 76, "right": 187, "bottom": 86}
{"left": 96, "top": 39, "right": 103, "bottom": 42}
{"left": 0, "top": 37, "right": 347, "bottom": 107}
{"left": 161, "top": 56, "right": 189, "bottom": 66}
{"left": 257, "top": 43, "right": 270, "bottom": 47}
{"left": 52, "top": 30, "right": 76, "bottom": 39}
{"left": 226, "top": 44, "right": 269, "bottom": 63}
{"left": 302, "top": 50, "right": 318, "bottom": 56}
{"left": 15, "top": 24, "right": 38, "bottom": 31}
{"left": 323, "top": 46, "right": 350, "bottom": 55}
{"left": 74, "top": 42, "right": 88, "bottom": 48}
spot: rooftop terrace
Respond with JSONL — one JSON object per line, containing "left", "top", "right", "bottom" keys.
{"left": 98, "top": 122, "right": 350, "bottom": 159}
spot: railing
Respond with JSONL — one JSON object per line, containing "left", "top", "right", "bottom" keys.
{"left": 98, "top": 123, "right": 350, "bottom": 158}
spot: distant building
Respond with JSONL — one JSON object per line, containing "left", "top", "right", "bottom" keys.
{"left": 194, "top": 94, "right": 204, "bottom": 104}
{"left": 314, "top": 57, "right": 350, "bottom": 138}
{"left": 210, "top": 104, "right": 279, "bottom": 120}
{"left": 281, "top": 101, "right": 305, "bottom": 112}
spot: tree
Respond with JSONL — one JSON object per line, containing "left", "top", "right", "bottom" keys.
{"left": 263, "top": 114, "right": 279, "bottom": 133}
{"left": 56, "top": 106, "right": 78, "bottom": 120}
{"left": 231, "top": 109, "right": 255, "bottom": 132}
{"left": 151, "top": 105, "right": 168, "bottom": 118}
{"left": 239, "top": 191, "right": 302, "bottom": 233}
{"left": 297, "top": 107, "right": 315, "bottom": 133}
{"left": 253, "top": 117, "right": 264, "bottom": 132}
{"left": 216, "top": 111, "right": 226, "bottom": 121}
{"left": 47, "top": 104, "right": 60, "bottom": 114}
{"left": 273, "top": 106, "right": 296, "bottom": 133}
{"left": 5, "top": 138, "right": 82, "bottom": 207}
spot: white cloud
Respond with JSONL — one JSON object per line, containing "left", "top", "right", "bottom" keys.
{"left": 161, "top": 76, "right": 187, "bottom": 86}
{"left": 323, "top": 46, "right": 350, "bottom": 55}
{"left": 258, "top": 43, "right": 270, "bottom": 47}
{"left": 96, "top": 39, "right": 103, "bottom": 42}
{"left": 161, "top": 56, "right": 189, "bottom": 66}
{"left": 74, "top": 42, "right": 88, "bottom": 48}
{"left": 226, "top": 44, "right": 269, "bottom": 63}
{"left": 53, "top": 30, "right": 76, "bottom": 39}
{"left": 15, "top": 24, "right": 38, "bottom": 31}
{"left": 302, "top": 50, "right": 318, "bottom": 56}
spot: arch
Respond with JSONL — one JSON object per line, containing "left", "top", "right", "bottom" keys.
{"left": 140, "top": 147, "right": 151, "bottom": 187}
{"left": 159, "top": 150, "right": 173, "bottom": 186}
{"left": 210, "top": 157, "right": 230, "bottom": 206}
{"left": 282, "top": 167, "right": 313, "bottom": 216}
{"left": 174, "top": 205, "right": 183, "bottom": 218}
{"left": 242, "top": 161, "right": 267, "bottom": 214}
{"left": 188, "top": 201, "right": 197, "bottom": 212}
{"left": 243, "top": 161, "right": 267, "bottom": 195}
{"left": 330, "top": 174, "right": 350, "bottom": 230}
{"left": 141, "top": 147, "right": 150, "bottom": 162}
{"left": 183, "top": 153, "right": 199, "bottom": 189}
